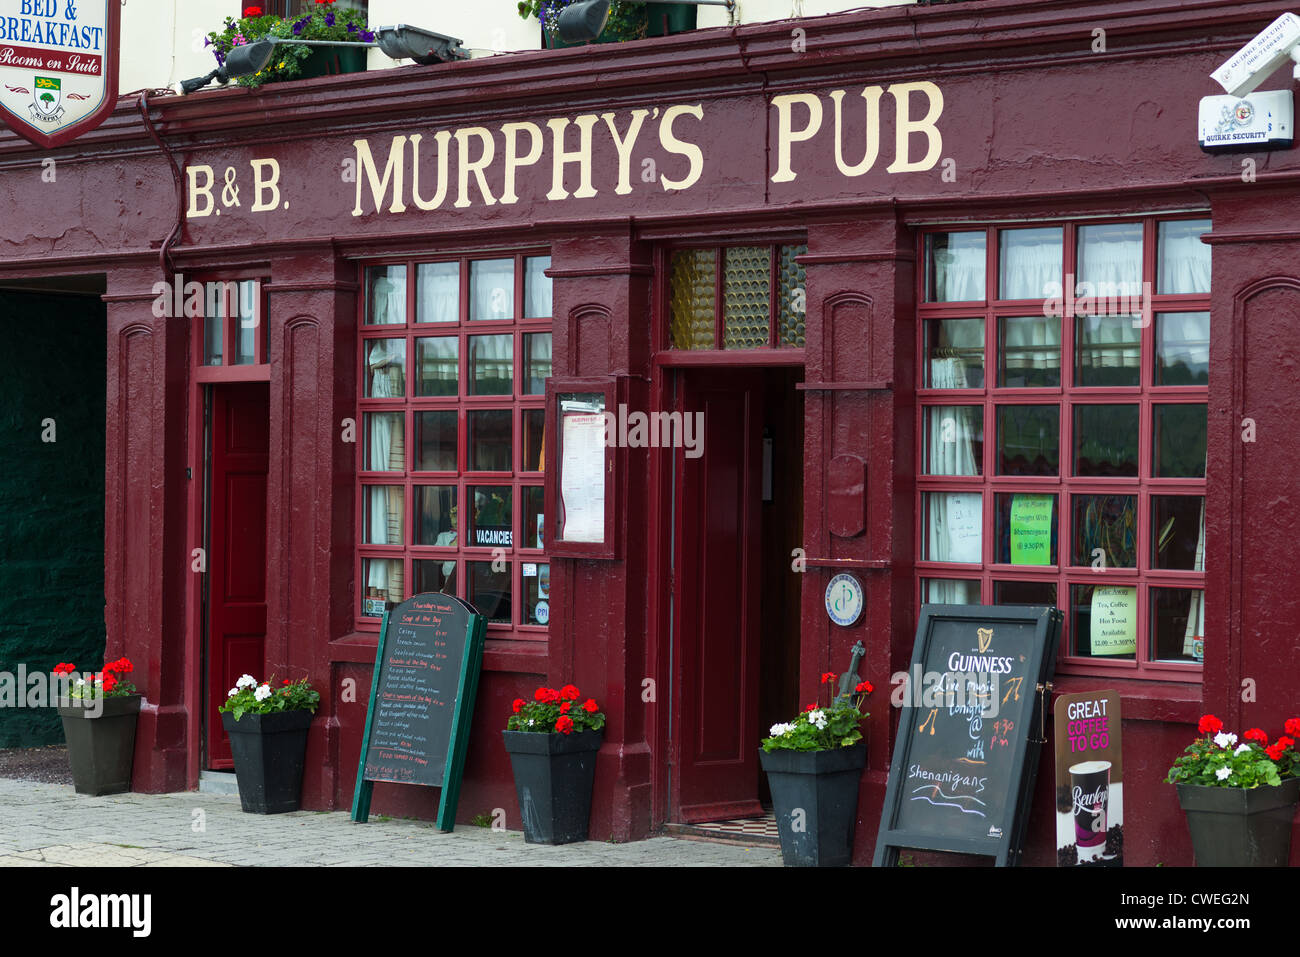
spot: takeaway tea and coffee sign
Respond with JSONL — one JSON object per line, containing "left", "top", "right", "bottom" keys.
{"left": 0, "top": 0, "right": 118, "bottom": 148}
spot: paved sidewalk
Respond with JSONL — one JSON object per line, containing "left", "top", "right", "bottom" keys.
{"left": 0, "top": 778, "right": 779, "bottom": 867}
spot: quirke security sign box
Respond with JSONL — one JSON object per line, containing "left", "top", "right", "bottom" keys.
{"left": 0, "top": 0, "right": 119, "bottom": 148}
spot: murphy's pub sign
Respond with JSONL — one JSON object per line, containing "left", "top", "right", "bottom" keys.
{"left": 0, "top": 0, "right": 118, "bottom": 148}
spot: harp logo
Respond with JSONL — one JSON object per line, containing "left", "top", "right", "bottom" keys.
{"left": 977, "top": 627, "right": 994, "bottom": 653}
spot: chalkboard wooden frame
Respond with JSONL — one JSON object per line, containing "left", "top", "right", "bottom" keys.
{"left": 873, "top": 604, "right": 1062, "bottom": 867}
{"left": 350, "top": 593, "right": 487, "bottom": 831}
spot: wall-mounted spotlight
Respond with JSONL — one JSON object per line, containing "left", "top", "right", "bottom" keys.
{"left": 177, "top": 25, "right": 468, "bottom": 94}
{"left": 557, "top": 0, "right": 736, "bottom": 45}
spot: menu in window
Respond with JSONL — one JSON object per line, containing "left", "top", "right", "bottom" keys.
{"left": 1089, "top": 586, "right": 1137, "bottom": 656}
{"left": 559, "top": 396, "right": 606, "bottom": 544}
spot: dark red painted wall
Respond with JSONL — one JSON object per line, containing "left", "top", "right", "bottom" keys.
{"left": 3, "top": 0, "right": 1299, "bottom": 864}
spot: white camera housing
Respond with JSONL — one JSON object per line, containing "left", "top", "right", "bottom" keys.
{"left": 1212, "top": 12, "right": 1300, "bottom": 98}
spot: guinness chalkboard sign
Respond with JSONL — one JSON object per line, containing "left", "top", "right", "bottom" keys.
{"left": 874, "top": 604, "right": 1061, "bottom": 867}
{"left": 351, "top": 593, "right": 486, "bottom": 831}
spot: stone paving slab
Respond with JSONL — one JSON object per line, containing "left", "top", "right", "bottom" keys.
{"left": 0, "top": 778, "right": 780, "bottom": 867}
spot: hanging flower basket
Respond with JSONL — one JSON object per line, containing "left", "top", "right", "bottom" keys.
{"left": 207, "top": 1, "right": 373, "bottom": 88}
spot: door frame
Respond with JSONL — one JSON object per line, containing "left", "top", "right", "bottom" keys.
{"left": 184, "top": 270, "right": 271, "bottom": 787}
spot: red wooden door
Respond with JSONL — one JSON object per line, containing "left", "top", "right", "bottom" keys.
{"left": 206, "top": 383, "right": 270, "bottom": 768}
{"left": 671, "top": 370, "right": 764, "bottom": 822}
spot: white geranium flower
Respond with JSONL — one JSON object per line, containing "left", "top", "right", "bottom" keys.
{"left": 228, "top": 687, "right": 239, "bottom": 697}
{"left": 73, "top": 679, "right": 85, "bottom": 688}
{"left": 1235, "top": 743, "right": 1252, "bottom": 756}
{"left": 809, "top": 709, "right": 828, "bottom": 730}
{"left": 1215, "top": 767, "right": 1232, "bottom": 781}
{"left": 253, "top": 684, "right": 271, "bottom": 702}
{"left": 769, "top": 722, "right": 796, "bottom": 737}
{"left": 236, "top": 674, "right": 258, "bottom": 689}
{"left": 1214, "top": 731, "right": 1236, "bottom": 748}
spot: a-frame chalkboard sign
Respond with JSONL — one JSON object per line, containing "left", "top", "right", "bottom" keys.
{"left": 874, "top": 604, "right": 1062, "bottom": 867}
{"left": 351, "top": 593, "right": 486, "bottom": 831}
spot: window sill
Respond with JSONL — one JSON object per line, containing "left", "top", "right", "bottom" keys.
{"left": 330, "top": 631, "right": 547, "bottom": 674}
{"left": 1048, "top": 673, "right": 1201, "bottom": 724}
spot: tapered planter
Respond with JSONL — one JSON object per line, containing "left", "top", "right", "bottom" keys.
{"left": 296, "top": 45, "right": 367, "bottom": 79}
{"left": 222, "top": 710, "right": 313, "bottom": 814}
{"left": 1176, "top": 778, "right": 1300, "bottom": 866}
{"left": 503, "top": 729, "right": 602, "bottom": 844}
{"left": 760, "top": 741, "right": 867, "bottom": 867}
{"left": 57, "top": 695, "right": 141, "bottom": 796}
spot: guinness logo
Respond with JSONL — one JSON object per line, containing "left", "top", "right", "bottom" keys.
{"left": 977, "top": 628, "right": 993, "bottom": 653}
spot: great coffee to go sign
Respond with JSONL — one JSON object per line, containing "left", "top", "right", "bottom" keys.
{"left": 1054, "top": 690, "right": 1124, "bottom": 867}
{"left": 0, "top": 0, "right": 118, "bottom": 148}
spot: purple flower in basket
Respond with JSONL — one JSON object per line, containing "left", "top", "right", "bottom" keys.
{"left": 215, "top": 50, "right": 226, "bottom": 65}
{"left": 360, "top": 30, "right": 375, "bottom": 42}
{"left": 204, "top": 36, "right": 211, "bottom": 47}
{"left": 292, "top": 18, "right": 307, "bottom": 34}
{"left": 324, "top": 12, "right": 334, "bottom": 26}
{"left": 346, "top": 21, "right": 357, "bottom": 33}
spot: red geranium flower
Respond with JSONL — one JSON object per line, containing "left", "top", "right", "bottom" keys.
{"left": 560, "top": 701, "right": 571, "bottom": 713}
{"left": 820, "top": 672, "right": 836, "bottom": 685}
{"left": 53, "top": 663, "right": 76, "bottom": 675}
{"left": 1197, "top": 714, "right": 1223, "bottom": 736}
{"left": 1286, "top": 718, "right": 1300, "bottom": 738}
{"left": 555, "top": 715, "right": 574, "bottom": 735}
{"left": 1244, "top": 728, "right": 1268, "bottom": 745}
{"left": 512, "top": 698, "right": 524, "bottom": 714}
{"left": 855, "top": 680, "right": 874, "bottom": 694}
{"left": 1267, "top": 743, "right": 1286, "bottom": 761}
{"left": 282, "top": 679, "right": 291, "bottom": 685}
{"left": 1278, "top": 736, "right": 1295, "bottom": 749}
{"left": 244, "top": 5, "right": 263, "bottom": 15}
{"left": 534, "top": 687, "right": 553, "bottom": 702}
{"left": 560, "top": 684, "right": 580, "bottom": 701}
{"left": 583, "top": 698, "right": 598, "bottom": 713}
{"left": 102, "top": 675, "right": 117, "bottom": 693}
{"left": 803, "top": 703, "right": 816, "bottom": 712}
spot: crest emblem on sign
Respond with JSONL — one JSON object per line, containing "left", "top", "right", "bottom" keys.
{"left": 977, "top": 627, "right": 994, "bottom": 653}
{"left": 30, "top": 75, "right": 61, "bottom": 119}
{"left": 0, "top": 0, "right": 119, "bottom": 148}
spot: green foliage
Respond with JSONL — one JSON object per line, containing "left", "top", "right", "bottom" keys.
{"left": 218, "top": 675, "right": 320, "bottom": 721}
{"left": 1166, "top": 736, "right": 1283, "bottom": 789}
{"left": 206, "top": 4, "right": 371, "bottom": 89}
{"left": 761, "top": 701, "right": 866, "bottom": 752}
{"left": 470, "top": 813, "right": 492, "bottom": 828}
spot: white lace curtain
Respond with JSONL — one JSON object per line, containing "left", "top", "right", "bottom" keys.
{"left": 1159, "top": 227, "right": 1212, "bottom": 295}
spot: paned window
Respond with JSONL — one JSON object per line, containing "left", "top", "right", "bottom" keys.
{"left": 666, "top": 244, "right": 808, "bottom": 349}
{"left": 917, "top": 217, "right": 1210, "bottom": 678}
{"left": 357, "top": 253, "right": 552, "bottom": 636}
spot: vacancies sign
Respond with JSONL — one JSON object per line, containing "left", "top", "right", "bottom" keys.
{"left": 0, "top": 0, "right": 117, "bottom": 148}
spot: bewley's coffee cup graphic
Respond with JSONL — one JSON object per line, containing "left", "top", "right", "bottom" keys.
{"left": 1069, "top": 760, "right": 1111, "bottom": 853}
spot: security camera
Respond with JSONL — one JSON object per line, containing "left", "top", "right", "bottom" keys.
{"left": 1212, "top": 12, "right": 1300, "bottom": 98}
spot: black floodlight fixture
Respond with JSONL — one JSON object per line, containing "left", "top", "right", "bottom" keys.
{"left": 178, "top": 25, "right": 467, "bottom": 94}
{"left": 374, "top": 24, "right": 469, "bottom": 65}
{"left": 557, "top": 0, "right": 735, "bottom": 44}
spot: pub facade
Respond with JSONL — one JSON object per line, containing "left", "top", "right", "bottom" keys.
{"left": 1, "top": 0, "right": 1297, "bottom": 866}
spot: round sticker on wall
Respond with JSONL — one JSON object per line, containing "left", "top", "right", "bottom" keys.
{"left": 824, "top": 573, "right": 864, "bottom": 627}
{"left": 535, "top": 601, "right": 550, "bottom": 625}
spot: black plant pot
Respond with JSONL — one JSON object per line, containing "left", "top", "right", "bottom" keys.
{"left": 759, "top": 741, "right": 867, "bottom": 867}
{"left": 57, "top": 695, "right": 141, "bottom": 796}
{"left": 222, "top": 710, "right": 313, "bottom": 814}
{"left": 502, "top": 729, "right": 602, "bottom": 844}
{"left": 1176, "top": 778, "right": 1300, "bottom": 866}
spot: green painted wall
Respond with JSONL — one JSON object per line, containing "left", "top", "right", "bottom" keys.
{"left": 0, "top": 291, "right": 106, "bottom": 747}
